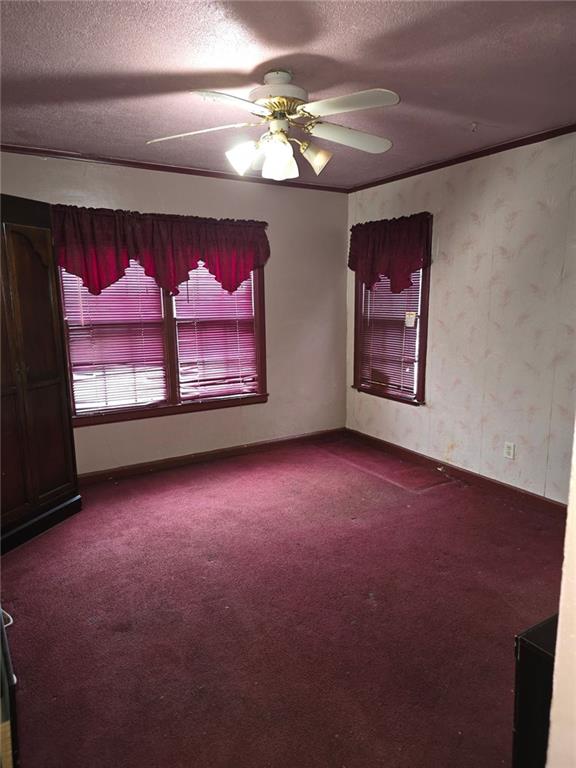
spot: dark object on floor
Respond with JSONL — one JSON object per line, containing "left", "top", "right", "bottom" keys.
{"left": 513, "top": 614, "right": 558, "bottom": 768}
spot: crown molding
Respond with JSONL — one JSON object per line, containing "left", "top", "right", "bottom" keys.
{"left": 0, "top": 144, "right": 348, "bottom": 194}
{"left": 348, "top": 122, "right": 576, "bottom": 193}
{"left": 2, "top": 121, "right": 576, "bottom": 195}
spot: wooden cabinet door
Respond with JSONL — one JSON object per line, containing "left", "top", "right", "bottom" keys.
{"left": 1, "top": 247, "right": 34, "bottom": 529}
{"left": 2, "top": 224, "right": 77, "bottom": 518}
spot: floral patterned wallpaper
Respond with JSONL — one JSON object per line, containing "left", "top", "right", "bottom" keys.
{"left": 347, "top": 134, "right": 576, "bottom": 503}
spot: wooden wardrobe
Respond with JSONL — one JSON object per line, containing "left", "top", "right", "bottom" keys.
{"left": 1, "top": 195, "right": 80, "bottom": 551}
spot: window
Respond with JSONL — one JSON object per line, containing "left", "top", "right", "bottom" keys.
{"left": 61, "top": 261, "right": 267, "bottom": 424}
{"left": 353, "top": 267, "right": 430, "bottom": 404}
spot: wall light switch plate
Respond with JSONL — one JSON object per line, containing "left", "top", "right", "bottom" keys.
{"left": 405, "top": 311, "right": 417, "bottom": 328}
{"left": 504, "top": 441, "right": 516, "bottom": 460}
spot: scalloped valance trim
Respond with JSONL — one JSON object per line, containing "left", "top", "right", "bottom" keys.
{"left": 51, "top": 204, "right": 270, "bottom": 295}
{"left": 348, "top": 211, "right": 432, "bottom": 292}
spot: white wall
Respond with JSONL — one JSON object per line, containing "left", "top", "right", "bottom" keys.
{"left": 1, "top": 153, "right": 348, "bottom": 474}
{"left": 347, "top": 134, "right": 576, "bottom": 503}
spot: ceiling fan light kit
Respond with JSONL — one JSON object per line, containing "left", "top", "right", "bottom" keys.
{"left": 225, "top": 131, "right": 298, "bottom": 180}
{"left": 148, "top": 70, "right": 400, "bottom": 183}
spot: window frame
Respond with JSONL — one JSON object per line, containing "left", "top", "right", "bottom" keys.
{"left": 353, "top": 265, "right": 431, "bottom": 406}
{"left": 62, "top": 266, "right": 268, "bottom": 427}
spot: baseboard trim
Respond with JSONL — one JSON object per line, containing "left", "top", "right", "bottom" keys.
{"left": 1, "top": 494, "right": 82, "bottom": 553}
{"left": 79, "top": 428, "right": 347, "bottom": 487}
{"left": 79, "top": 426, "right": 567, "bottom": 515}
{"left": 344, "top": 428, "right": 567, "bottom": 515}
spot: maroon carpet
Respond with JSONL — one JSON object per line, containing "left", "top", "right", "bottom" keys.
{"left": 1, "top": 434, "right": 565, "bottom": 768}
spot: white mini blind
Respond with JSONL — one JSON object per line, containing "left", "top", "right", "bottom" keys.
{"left": 173, "top": 264, "right": 258, "bottom": 400}
{"left": 358, "top": 271, "right": 422, "bottom": 399}
{"left": 61, "top": 261, "right": 167, "bottom": 414}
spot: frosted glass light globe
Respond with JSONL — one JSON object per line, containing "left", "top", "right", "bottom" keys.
{"left": 225, "top": 141, "right": 260, "bottom": 175}
{"left": 261, "top": 136, "right": 299, "bottom": 181}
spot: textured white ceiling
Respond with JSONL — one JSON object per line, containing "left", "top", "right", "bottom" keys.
{"left": 1, "top": 1, "right": 575, "bottom": 189}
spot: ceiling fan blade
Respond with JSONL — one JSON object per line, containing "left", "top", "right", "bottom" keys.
{"left": 192, "top": 90, "right": 271, "bottom": 117}
{"left": 298, "top": 88, "right": 399, "bottom": 118}
{"left": 146, "top": 122, "right": 261, "bottom": 145}
{"left": 307, "top": 122, "right": 392, "bottom": 153}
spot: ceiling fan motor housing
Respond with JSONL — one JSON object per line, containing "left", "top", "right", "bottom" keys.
{"left": 250, "top": 70, "right": 308, "bottom": 114}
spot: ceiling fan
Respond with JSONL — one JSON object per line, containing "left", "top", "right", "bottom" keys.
{"left": 146, "top": 70, "right": 399, "bottom": 181}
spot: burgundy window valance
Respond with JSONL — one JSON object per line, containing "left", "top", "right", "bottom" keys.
{"left": 348, "top": 211, "right": 432, "bottom": 293}
{"left": 51, "top": 204, "right": 270, "bottom": 295}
